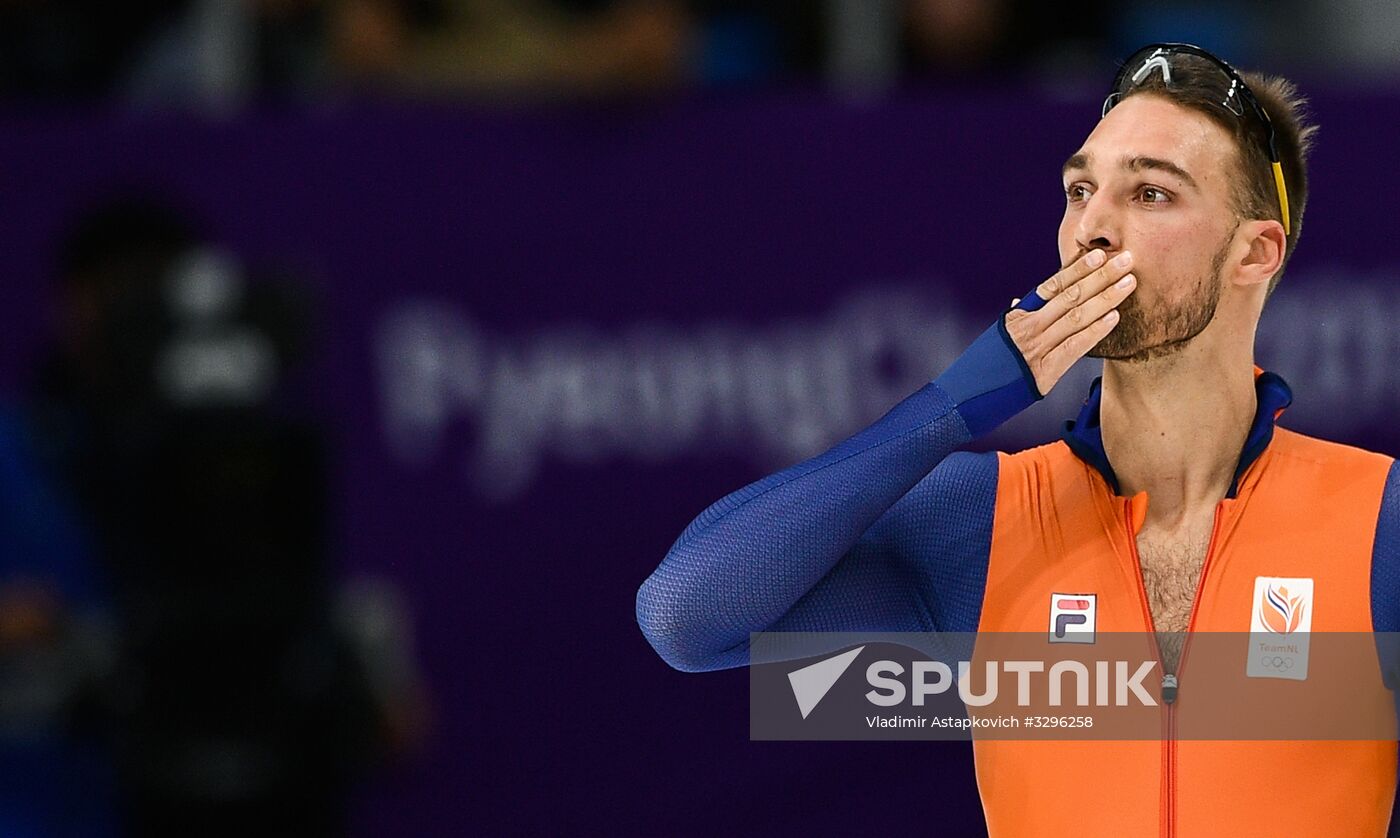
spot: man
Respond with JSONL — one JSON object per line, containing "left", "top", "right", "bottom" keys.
{"left": 636, "top": 44, "right": 1400, "bottom": 835}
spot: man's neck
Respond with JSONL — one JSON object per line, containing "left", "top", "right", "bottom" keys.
{"left": 1098, "top": 337, "right": 1257, "bottom": 527}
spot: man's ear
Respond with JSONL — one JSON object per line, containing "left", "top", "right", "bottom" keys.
{"left": 1236, "top": 219, "right": 1286, "bottom": 288}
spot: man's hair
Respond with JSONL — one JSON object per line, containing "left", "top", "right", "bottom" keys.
{"left": 1122, "top": 55, "right": 1317, "bottom": 297}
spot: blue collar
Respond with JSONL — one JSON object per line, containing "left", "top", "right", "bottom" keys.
{"left": 1060, "top": 368, "right": 1294, "bottom": 499}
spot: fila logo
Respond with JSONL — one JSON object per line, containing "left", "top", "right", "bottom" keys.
{"left": 1049, "top": 593, "right": 1097, "bottom": 644}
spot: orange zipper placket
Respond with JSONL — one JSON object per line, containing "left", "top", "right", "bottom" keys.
{"left": 1121, "top": 498, "right": 1168, "bottom": 838}
{"left": 1122, "top": 496, "right": 1228, "bottom": 838}
{"left": 1166, "top": 503, "right": 1226, "bottom": 838}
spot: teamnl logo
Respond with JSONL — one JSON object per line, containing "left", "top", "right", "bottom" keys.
{"left": 786, "top": 645, "right": 1159, "bottom": 719}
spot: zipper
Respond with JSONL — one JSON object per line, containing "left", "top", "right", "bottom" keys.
{"left": 1122, "top": 499, "right": 1168, "bottom": 838}
{"left": 1123, "top": 497, "right": 1226, "bottom": 838}
{"left": 1166, "top": 504, "right": 1225, "bottom": 838}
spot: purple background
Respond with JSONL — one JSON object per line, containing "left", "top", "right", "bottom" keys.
{"left": 2, "top": 88, "right": 1397, "bottom": 835}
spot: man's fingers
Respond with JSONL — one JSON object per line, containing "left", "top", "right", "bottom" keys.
{"left": 1040, "top": 308, "right": 1122, "bottom": 381}
{"left": 1002, "top": 248, "right": 1135, "bottom": 395}
{"left": 1035, "top": 248, "right": 1106, "bottom": 301}
{"left": 1038, "top": 250, "right": 1133, "bottom": 324}
{"left": 1038, "top": 272, "right": 1136, "bottom": 351}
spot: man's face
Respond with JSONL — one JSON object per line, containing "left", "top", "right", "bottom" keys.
{"left": 1059, "top": 94, "right": 1243, "bottom": 361}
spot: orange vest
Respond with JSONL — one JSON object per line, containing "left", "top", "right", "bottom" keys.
{"left": 973, "top": 419, "right": 1397, "bottom": 837}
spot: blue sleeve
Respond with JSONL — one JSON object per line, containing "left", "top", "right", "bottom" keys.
{"left": 1371, "top": 459, "right": 1400, "bottom": 688}
{"left": 636, "top": 312, "right": 1035, "bottom": 672}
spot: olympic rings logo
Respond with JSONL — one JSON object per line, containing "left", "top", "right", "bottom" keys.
{"left": 1259, "top": 655, "right": 1295, "bottom": 670}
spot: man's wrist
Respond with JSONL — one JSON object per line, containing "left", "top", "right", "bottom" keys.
{"left": 934, "top": 308, "right": 1043, "bottom": 438}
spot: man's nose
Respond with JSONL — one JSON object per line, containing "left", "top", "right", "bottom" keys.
{"left": 1075, "top": 191, "right": 1120, "bottom": 254}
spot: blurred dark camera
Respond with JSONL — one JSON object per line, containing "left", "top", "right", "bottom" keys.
{"left": 33, "top": 197, "right": 382, "bottom": 837}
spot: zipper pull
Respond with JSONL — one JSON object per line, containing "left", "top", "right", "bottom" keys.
{"left": 1161, "top": 673, "right": 1178, "bottom": 705}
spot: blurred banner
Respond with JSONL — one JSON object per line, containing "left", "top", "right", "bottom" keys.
{"left": 1, "top": 89, "right": 1396, "bottom": 835}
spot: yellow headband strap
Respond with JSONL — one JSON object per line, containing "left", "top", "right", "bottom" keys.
{"left": 1272, "top": 161, "right": 1291, "bottom": 236}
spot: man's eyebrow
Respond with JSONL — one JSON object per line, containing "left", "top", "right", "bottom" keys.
{"left": 1124, "top": 155, "right": 1198, "bottom": 189}
{"left": 1060, "top": 152, "right": 1199, "bottom": 190}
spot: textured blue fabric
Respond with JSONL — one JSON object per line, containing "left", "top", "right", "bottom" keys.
{"left": 1372, "top": 460, "right": 1400, "bottom": 690}
{"left": 1061, "top": 371, "right": 1293, "bottom": 498}
{"left": 934, "top": 316, "right": 1041, "bottom": 438}
{"left": 636, "top": 377, "right": 1000, "bottom": 672}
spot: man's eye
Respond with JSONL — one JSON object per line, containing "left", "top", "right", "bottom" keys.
{"left": 1138, "top": 186, "right": 1170, "bottom": 203}
{"left": 1065, "top": 184, "right": 1090, "bottom": 202}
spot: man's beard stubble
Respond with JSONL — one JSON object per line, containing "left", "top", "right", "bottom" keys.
{"left": 1086, "top": 235, "right": 1231, "bottom": 363}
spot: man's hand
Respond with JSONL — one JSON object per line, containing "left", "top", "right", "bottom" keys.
{"left": 1004, "top": 249, "right": 1136, "bottom": 395}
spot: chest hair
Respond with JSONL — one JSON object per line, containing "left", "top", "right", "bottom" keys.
{"left": 1136, "top": 523, "right": 1213, "bottom": 673}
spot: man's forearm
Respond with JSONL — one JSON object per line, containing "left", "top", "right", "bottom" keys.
{"left": 636, "top": 312, "right": 1038, "bottom": 672}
